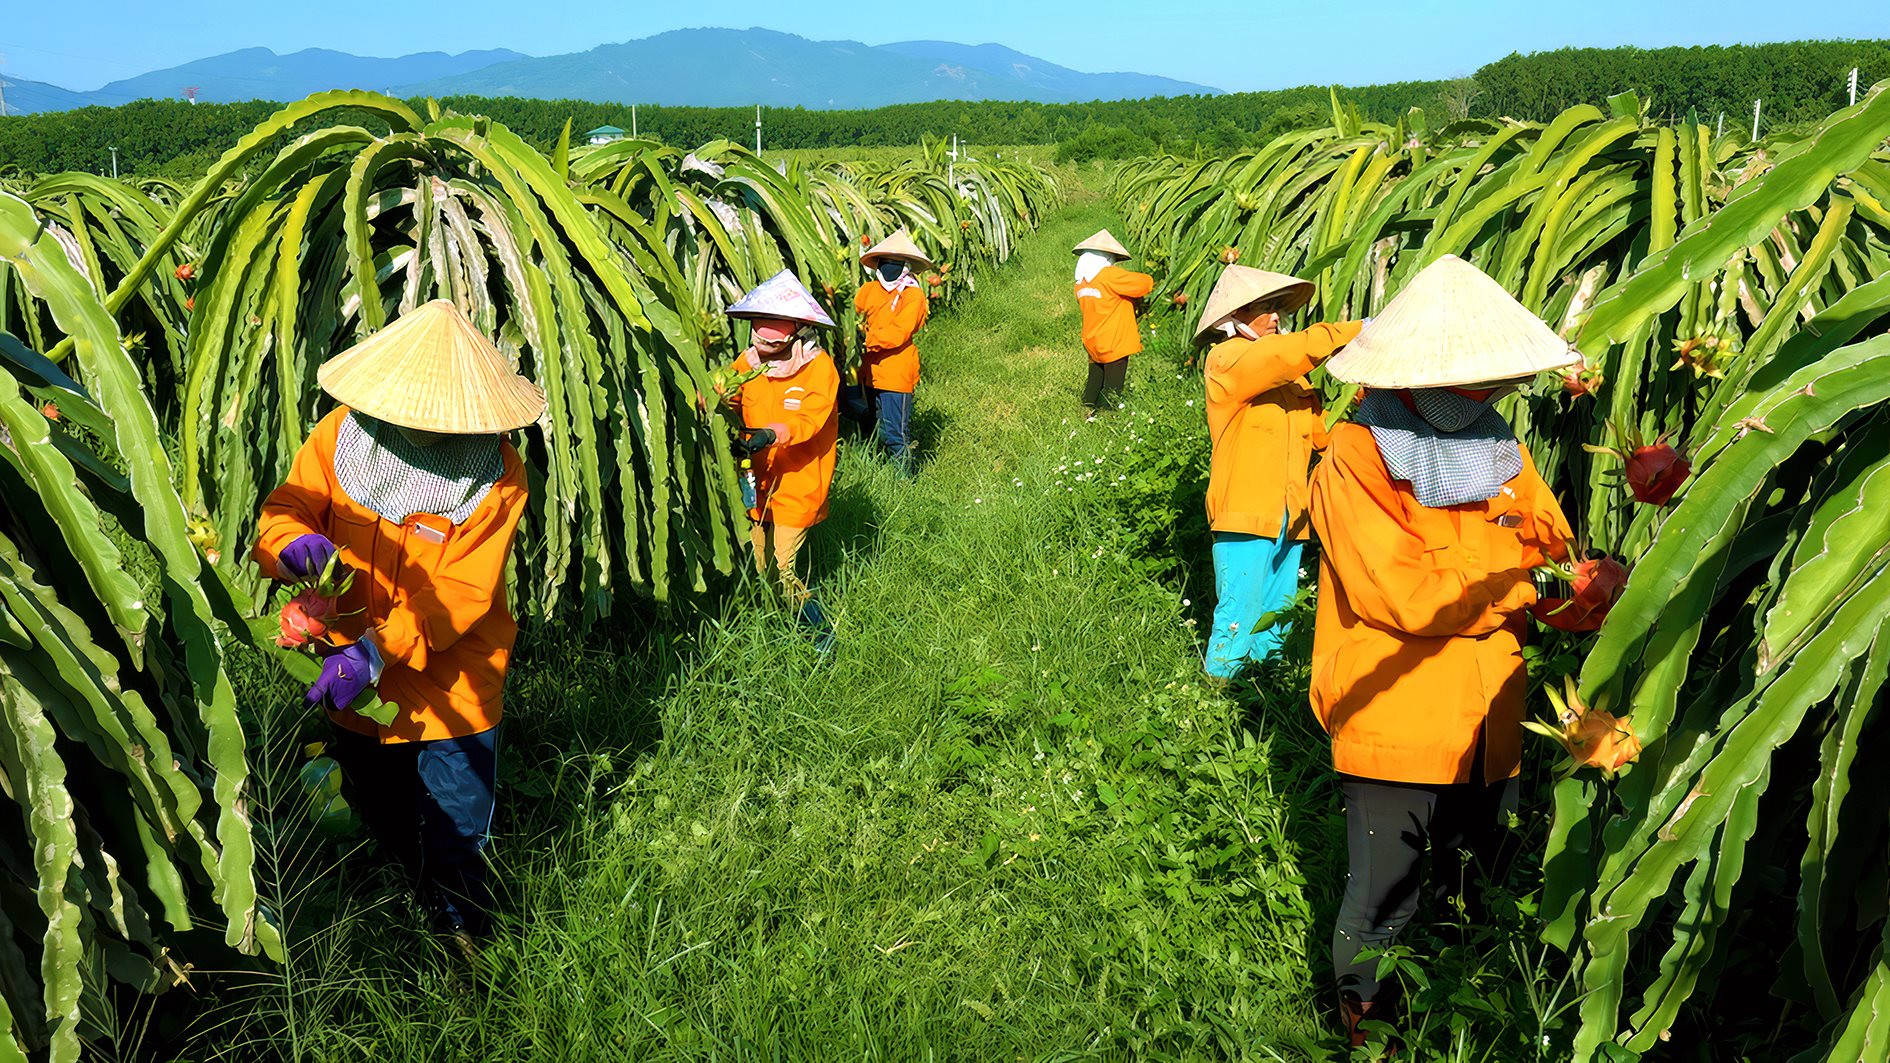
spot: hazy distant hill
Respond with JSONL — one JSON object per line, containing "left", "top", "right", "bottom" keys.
{"left": 1, "top": 76, "right": 96, "bottom": 115}
{"left": 395, "top": 27, "right": 1220, "bottom": 106}
{"left": 9, "top": 29, "right": 1218, "bottom": 114}
{"left": 878, "top": 40, "right": 1214, "bottom": 102}
{"left": 39, "top": 47, "right": 530, "bottom": 108}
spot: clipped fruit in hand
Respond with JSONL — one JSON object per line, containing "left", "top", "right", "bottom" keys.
{"left": 277, "top": 589, "right": 339, "bottom": 648}
{"left": 1533, "top": 554, "right": 1627, "bottom": 631}
{"left": 1571, "top": 555, "right": 1627, "bottom": 609}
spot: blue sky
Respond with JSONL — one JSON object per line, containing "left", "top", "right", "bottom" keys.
{"left": 3, "top": 1, "right": 1885, "bottom": 93}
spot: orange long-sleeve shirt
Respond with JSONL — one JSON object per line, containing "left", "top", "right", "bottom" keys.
{"left": 1308, "top": 423, "right": 1573, "bottom": 785}
{"left": 252, "top": 407, "right": 528, "bottom": 743}
{"left": 854, "top": 282, "right": 928, "bottom": 393}
{"left": 1075, "top": 265, "right": 1154, "bottom": 363}
{"left": 1204, "top": 321, "right": 1361, "bottom": 540}
{"left": 729, "top": 348, "right": 839, "bottom": 528}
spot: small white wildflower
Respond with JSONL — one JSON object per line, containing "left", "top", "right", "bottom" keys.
{"left": 1300, "top": 567, "right": 1309, "bottom": 578}
{"left": 1186, "top": 399, "right": 1195, "bottom": 407}
{"left": 1181, "top": 598, "right": 1191, "bottom": 607}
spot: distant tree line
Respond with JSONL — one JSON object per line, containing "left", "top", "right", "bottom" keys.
{"left": 1476, "top": 39, "right": 1890, "bottom": 127}
{"left": 1, "top": 37, "right": 1883, "bottom": 179}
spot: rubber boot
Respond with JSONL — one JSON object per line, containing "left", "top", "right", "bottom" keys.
{"left": 795, "top": 597, "right": 836, "bottom": 656}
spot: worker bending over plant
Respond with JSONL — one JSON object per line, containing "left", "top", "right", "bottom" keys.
{"left": 1071, "top": 229, "right": 1153, "bottom": 416}
{"left": 1307, "top": 256, "right": 1585, "bottom": 1048}
{"left": 1195, "top": 264, "right": 1362, "bottom": 679}
{"left": 854, "top": 228, "right": 932, "bottom": 476}
{"left": 720, "top": 270, "right": 841, "bottom": 653}
{"left": 253, "top": 300, "right": 541, "bottom": 948}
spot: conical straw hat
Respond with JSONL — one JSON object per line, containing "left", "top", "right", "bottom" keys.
{"left": 1072, "top": 229, "right": 1131, "bottom": 258}
{"left": 1193, "top": 264, "right": 1316, "bottom": 342}
{"left": 1324, "top": 255, "right": 1580, "bottom": 388}
{"left": 862, "top": 228, "right": 935, "bottom": 271}
{"left": 317, "top": 300, "right": 546, "bottom": 434}
{"left": 726, "top": 269, "right": 836, "bottom": 327}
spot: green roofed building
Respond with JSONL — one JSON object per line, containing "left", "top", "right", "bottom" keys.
{"left": 585, "top": 125, "right": 627, "bottom": 145}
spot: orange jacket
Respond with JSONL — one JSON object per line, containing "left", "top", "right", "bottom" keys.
{"left": 1307, "top": 423, "right": 1573, "bottom": 785}
{"left": 1075, "top": 265, "right": 1154, "bottom": 363}
{"left": 1204, "top": 321, "right": 1361, "bottom": 540}
{"left": 854, "top": 282, "right": 928, "bottom": 393}
{"left": 729, "top": 349, "right": 839, "bottom": 527}
{"left": 252, "top": 407, "right": 529, "bottom": 744}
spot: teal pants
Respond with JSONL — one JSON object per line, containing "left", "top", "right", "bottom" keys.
{"left": 1205, "top": 531, "right": 1305, "bottom": 679}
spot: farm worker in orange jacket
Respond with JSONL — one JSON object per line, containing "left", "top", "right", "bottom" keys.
{"left": 720, "top": 269, "right": 841, "bottom": 652}
{"left": 855, "top": 228, "right": 932, "bottom": 475}
{"left": 1072, "top": 228, "right": 1154, "bottom": 415}
{"left": 1195, "top": 263, "right": 1363, "bottom": 678}
{"left": 1307, "top": 255, "right": 1583, "bottom": 1046}
{"left": 253, "top": 299, "right": 544, "bottom": 942}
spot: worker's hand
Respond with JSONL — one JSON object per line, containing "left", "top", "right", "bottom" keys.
{"left": 734, "top": 427, "right": 777, "bottom": 455}
{"left": 305, "top": 642, "right": 376, "bottom": 711}
{"left": 279, "top": 533, "right": 338, "bottom": 581}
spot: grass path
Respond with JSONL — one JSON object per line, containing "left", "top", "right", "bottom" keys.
{"left": 229, "top": 190, "right": 1346, "bottom": 1061}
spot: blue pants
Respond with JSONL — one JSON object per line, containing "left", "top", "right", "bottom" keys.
{"left": 331, "top": 725, "right": 499, "bottom": 934}
{"left": 872, "top": 388, "right": 914, "bottom": 467}
{"left": 1205, "top": 531, "right": 1305, "bottom": 678}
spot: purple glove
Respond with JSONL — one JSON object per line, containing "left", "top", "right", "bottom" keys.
{"left": 280, "top": 533, "right": 337, "bottom": 580}
{"left": 306, "top": 642, "right": 375, "bottom": 712}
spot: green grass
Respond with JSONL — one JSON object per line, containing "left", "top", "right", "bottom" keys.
{"left": 170, "top": 190, "right": 1370, "bottom": 1062}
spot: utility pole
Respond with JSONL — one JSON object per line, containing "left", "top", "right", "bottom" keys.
{"left": 754, "top": 105, "right": 761, "bottom": 155}
{"left": 108, "top": 146, "right": 118, "bottom": 179}
{"left": 1850, "top": 67, "right": 1860, "bottom": 106}
{"left": 631, "top": 104, "right": 637, "bottom": 138}
{"left": 1716, "top": 112, "right": 1724, "bottom": 138}
{"left": 1751, "top": 98, "right": 1762, "bottom": 142}
{"left": 947, "top": 134, "right": 958, "bottom": 190}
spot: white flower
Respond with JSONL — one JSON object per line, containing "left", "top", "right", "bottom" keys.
{"left": 1181, "top": 598, "right": 1191, "bottom": 606}
{"left": 974, "top": 498, "right": 983, "bottom": 504}
{"left": 1300, "top": 567, "right": 1309, "bottom": 578}
{"left": 1186, "top": 399, "right": 1195, "bottom": 407}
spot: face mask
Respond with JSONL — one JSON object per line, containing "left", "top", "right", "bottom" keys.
{"left": 754, "top": 330, "right": 797, "bottom": 356}
{"left": 876, "top": 260, "right": 907, "bottom": 283}
{"left": 397, "top": 426, "right": 447, "bottom": 448}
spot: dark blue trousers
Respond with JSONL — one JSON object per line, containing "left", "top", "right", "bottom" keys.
{"left": 872, "top": 387, "right": 914, "bottom": 468}
{"left": 331, "top": 725, "right": 499, "bottom": 935}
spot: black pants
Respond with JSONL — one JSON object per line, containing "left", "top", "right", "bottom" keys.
{"left": 1082, "top": 357, "right": 1128, "bottom": 411}
{"left": 331, "top": 726, "right": 500, "bottom": 935}
{"left": 1332, "top": 773, "right": 1520, "bottom": 1001}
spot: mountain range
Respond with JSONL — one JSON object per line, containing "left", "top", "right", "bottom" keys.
{"left": 2, "top": 29, "right": 1219, "bottom": 115}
